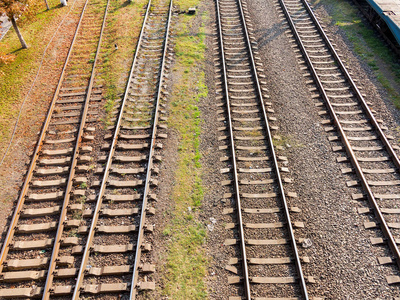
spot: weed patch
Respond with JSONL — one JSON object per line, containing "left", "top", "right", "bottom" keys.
{"left": 162, "top": 2, "right": 209, "bottom": 299}
{"left": 98, "top": 0, "right": 147, "bottom": 126}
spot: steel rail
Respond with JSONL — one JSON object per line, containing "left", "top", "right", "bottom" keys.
{"left": 42, "top": 0, "right": 111, "bottom": 297}
{"left": 0, "top": 0, "right": 91, "bottom": 275}
{"left": 215, "top": 0, "right": 251, "bottom": 297}
{"left": 237, "top": 0, "right": 309, "bottom": 297}
{"left": 70, "top": 0, "right": 159, "bottom": 297}
{"left": 217, "top": 0, "right": 309, "bottom": 298}
{"left": 130, "top": 0, "right": 172, "bottom": 298}
{"left": 279, "top": 0, "right": 400, "bottom": 269}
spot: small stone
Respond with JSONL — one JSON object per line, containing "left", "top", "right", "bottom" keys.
{"left": 302, "top": 238, "right": 312, "bottom": 248}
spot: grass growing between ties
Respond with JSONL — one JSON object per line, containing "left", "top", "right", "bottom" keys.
{"left": 98, "top": 0, "right": 147, "bottom": 126}
{"left": 162, "top": 2, "right": 209, "bottom": 299}
{"left": 0, "top": 0, "right": 69, "bottom": 143}
{"left": 273, "top": 134, "right": 304, "bottom": 149}
{"left": 313, "top": 0, "right": 400, "bottom": 107}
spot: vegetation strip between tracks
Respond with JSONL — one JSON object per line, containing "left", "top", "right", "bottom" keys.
{"left": 100, "top": 0, "right": 148, "bottom": 127}
{"left": 161, "top": 0, "right": 209, "bottom": 298}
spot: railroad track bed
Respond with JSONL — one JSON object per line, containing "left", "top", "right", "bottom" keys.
{"left": 275, "top": 0, "right": 400, "bottom": 288}
{"left": 0, "top": 0, "right": 110, "bottom": 296}
{"left": 0, "top": 0, "right": 175, "bottom": 296}
{"left": 212, "top": 0, "right": 321, "bottom": 298}
{"left": 65, "top": 0, "right": 173, "bottom": 297}
{"left": 3, "top": 0, "right": 400, "bottom": 296}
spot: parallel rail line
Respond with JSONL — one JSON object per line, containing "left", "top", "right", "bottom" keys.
{"left": 0, "top": 0, "right": 110, "bottom": 297}
{"left": 0, "top": 0, "right": 172, "bottom": 297}
{"left": 67, "top": 0, "right": 172, "bottom": 297}
{"left": 43, "top": 0, "right": 110, "bottom": 297}
{"left": 279, "top": 0, "right": 400, "bottom": 284}
{"left": 215, "top": 0, "right": 311, "bottom": 298}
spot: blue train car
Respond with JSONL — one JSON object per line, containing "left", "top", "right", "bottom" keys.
{"left": 351, "top": 0, "right": 400, "bottom": 54}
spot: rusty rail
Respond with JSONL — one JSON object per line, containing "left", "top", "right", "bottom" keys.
{"left": 70, "top": 0, "right": 172, "bottom": 298}
{"left": 42, "top": 0, "right": 111, "bottom": 297}
{"left": 0, "top": 0, "right": 91, "bottom": 275}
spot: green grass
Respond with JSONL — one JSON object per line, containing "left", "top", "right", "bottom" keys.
{"left": 98, "top": 0, "right": 146, "bottom": 126}
{"left": 162, "top": 3, "right": 209, "bottom": 299}
{"left": 314, "top": 0, "right": 400, "bottom": 107}
{"left": 272, "top": 134, "right": 303, "bottom": 149}
{"left": 0, "top": 0, "right": 70, "bottom": 143}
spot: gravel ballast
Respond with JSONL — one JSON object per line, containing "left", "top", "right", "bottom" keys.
{"left": 232, "top": 0, "right": 400, "bottom": 298}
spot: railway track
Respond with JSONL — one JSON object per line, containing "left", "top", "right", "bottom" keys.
{"left": 214, "top": 0, "right": 315, "bottom": 298}
{"left": 0, "top": 0, "right": 110, "bottom": 297}
{"left": 4, "top": 0, "right": 400, "bottom": 296}
{"left": 278, "top": 0, "right": 400, "bottom": 285}
{"left": 0, "top": 0, "right": 173, "bottom": 298}
{"left": 0, "top": 0, "right": 172, "bottom": 296}
{"left": 66, "top": 0, "right": 172, "bottom": 297}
